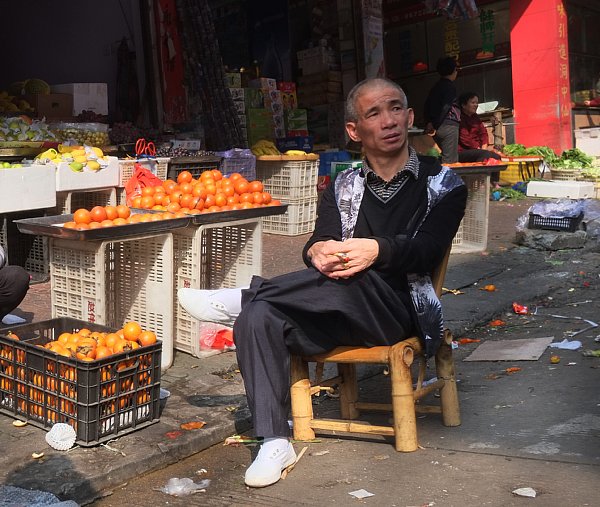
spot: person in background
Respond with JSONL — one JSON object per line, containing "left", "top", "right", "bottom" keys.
{"left": 457, "top": 91, "right": 502, "bottom": 163}
{"left": 178, "top": 78, "right": 467, "bottom": 489}
{"left": 0, "top": 246, "right": 30, "bottom": 324}
{"left": 424, "top": 56, "right": 461, "bottom": 164}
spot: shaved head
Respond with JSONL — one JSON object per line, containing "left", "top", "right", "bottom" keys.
{"left": 345, "top": 78, "right": 408, "bottom": 123}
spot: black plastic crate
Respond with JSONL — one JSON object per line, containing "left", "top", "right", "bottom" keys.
{"left": 0, "top": 317, "right": 161, "bottom": 447}
{"left": 167, "top": 155, "right": 222, "bottom": 180}
{"left": 528, "top": 212, "right": 584, "bottom": 232}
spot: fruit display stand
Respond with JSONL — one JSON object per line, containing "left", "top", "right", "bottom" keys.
{"left": 0, "top": 317, "right": 161, "bottom": 446}
{"left": 166, "top": 155, "right": 222, "bottom": 181}
{"left": 255, "top": 154, "right": 319, "bottom": 235}
{"left": 14, "top": 216, "right": 177, "bottom": 371}
{"left": 173, "top": 217, "right": 263, "bottom": 357}
{"left": 449, "top": 164, "right": 507, "bottom": 254}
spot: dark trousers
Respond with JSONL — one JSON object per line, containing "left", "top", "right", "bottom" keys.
{"left": 0, "top": 266, "right": 30, "bottom": 320}
{"left": 458, "top": 149, "right": 502, "bottom": 163}
{"left": 434, "top": 123, "right": 459, "bottom": 164}
{"left": 234, "top": 268, "right": 414, "bottom": 438}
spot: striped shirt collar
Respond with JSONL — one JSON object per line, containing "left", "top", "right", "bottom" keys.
{"left": 362, "top": 146, "right": 420, "bottom": 184}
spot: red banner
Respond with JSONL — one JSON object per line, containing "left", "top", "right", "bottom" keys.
{"left": 154, "top": 0, "right": 187, "bottom": 124}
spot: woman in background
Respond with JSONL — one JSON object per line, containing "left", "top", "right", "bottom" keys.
{"left": 457, "top": 91, "right": 502, "bottom": 163}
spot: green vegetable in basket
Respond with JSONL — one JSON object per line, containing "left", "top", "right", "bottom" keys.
{"left": 555, "top": 148, "right": 594, "bottom": 168}
{"left": 523, "top": 146, "right": 558, "bottom": 164}
{"left": 502, "top": 143, "right": 527, "bottom": 156}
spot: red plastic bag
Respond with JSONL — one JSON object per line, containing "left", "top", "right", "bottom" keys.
{"left": 124, "top": 163, "right": 163, "bottom": 206}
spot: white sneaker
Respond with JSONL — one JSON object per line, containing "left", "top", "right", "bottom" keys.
{"left": 177, "top": 287, "right": 245, "bottom": 325}
{"left": 244, "top": 438, "right": 297, "bottom": 488}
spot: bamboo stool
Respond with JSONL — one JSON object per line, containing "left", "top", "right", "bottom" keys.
{"left": 289, "top": 248, "right": 460, "bottom": 452}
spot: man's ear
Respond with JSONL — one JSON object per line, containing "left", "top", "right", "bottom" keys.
{"left": 407, "top": 108, "right": 415, "bottom": 129}
{"left": 346, "top": 121, "right": 361, "bottom": 142}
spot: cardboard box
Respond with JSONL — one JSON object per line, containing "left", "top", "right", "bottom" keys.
{"left": 285, "top": 109, "right": 308, "bottom": 131}
{"left": 225, "top": 72, "right": 242, "bottom": 88}
{"left": 0, "top": 164, "right": 56, "bottom": 212}
{"left": 244, "top": 88, "right": 265, "bottom": 109}
{"left": 249, "top": 77, "right": 277, "bottom": 91}
{"left": 232, "top": 101, "right": 246, "bottom": 115}
{"left": 228, "top": 87, "right": 245, "bottom": 101}
{"left": 247, "top": 109, "right": 274, "bottom": 128}
{"left": 50, "top": 83, "right": 108, "bottom": 115}
{"left": 23, "top": 93, "right": 73, "bottom": 119}
{"left": 276, "top": 136, "right": 314, "bottom": 153}
{"left": 297, "top": 71, "right": 342, "bottom": 86}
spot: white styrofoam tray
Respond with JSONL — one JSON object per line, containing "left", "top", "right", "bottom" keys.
{"left": 55, "top": 156, "right": 119, "bottom": 191}
{"left": 0, "top": 164, "right": 56, "bottom": 213}
{"left": 526, "top": 180, "right": 595, "bottom": 199}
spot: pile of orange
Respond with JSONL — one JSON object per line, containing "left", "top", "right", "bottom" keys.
{"left": 64, "top": 204, "right": 183, "bottom": 230}
{"left": 43, "top": 321, "right": 158, "bottom": 362}
{"left": 130, "top": 169, "right": 282, "bottom": 214}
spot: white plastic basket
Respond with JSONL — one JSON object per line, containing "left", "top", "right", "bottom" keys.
{"left": 172, "top": 219, "right": 262, "bottom": 356}
{"left": 255, "top": 159, "right": 318, "bottom": 200}
{"left": 50, "top": 233, "right": 173, "bottom": 369}
{"left": 261, "top": 197, "right": 317, "bottom": 236}
{"left": 54, "top": 187, "right": 117, "bottom": 215}
{"left": 118, "top": 157, "right": 170, "bottom": 187}
{"left": 452, "top": 174, "right": 489, "bottom": 253}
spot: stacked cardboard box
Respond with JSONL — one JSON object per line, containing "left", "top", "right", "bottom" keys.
{"left": 297, "top": 71, "right": 343, "bottom": 108}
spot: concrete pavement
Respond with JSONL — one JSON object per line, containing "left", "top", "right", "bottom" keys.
{"left": 1, "top": 198, "right": 599, "bottom": 506}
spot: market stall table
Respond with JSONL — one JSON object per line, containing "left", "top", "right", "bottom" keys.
{"left": 15, "top": 205, "right": 287, "bottom": 368}
{"left": 447, "top": 163, "right": 508, "bottom": 254}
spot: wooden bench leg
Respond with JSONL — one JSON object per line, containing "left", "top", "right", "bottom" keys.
{"left": 435, "top": 330, "right": 461, "bottom": 427}
{"left": 290, "top": 355, "right": 315, "bottom": 441}
{"left": 338, "top": 363, "right": 360, "bottom": 419}
{"left": 389, "top": 343, "right": 418, "bottom": 452}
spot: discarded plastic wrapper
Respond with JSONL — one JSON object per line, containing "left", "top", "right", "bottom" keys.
{"left": 549, "top": 338, "right": 582, "bottom": 350}
{"left": 512, "top": 302, "right": 529, "bottom": 315}
{"left": 159, "top": 477, "right": 211, "bottom": 496}
{"left": 348, "top": 489, "right": 375, "bottom": 499}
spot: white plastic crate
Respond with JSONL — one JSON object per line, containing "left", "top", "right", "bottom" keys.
{"left": 118, "top": 157, "right": 169, "bottom": 186}
{"left": 55, "top": 156, "right": 119, "bottom": 191}
{"left": 526, "top": 180, "right": 595, "bottom": 199}
{"left": 50, "top": 233, "right": 174, "bottom": 370}
{"left": 255, "top": 159, "right": 318, "bottom": 200}
{"left": 173, "top": 219, "right": 261, "bottom": 356}
{"left": 54, "top": 187, "right": 117, "bottom": 215}
{"left": 261, "top": 197, "right": 317, "bottom": 236}
{"left": 452, "top": 174, "right": 489, "bottom": 254}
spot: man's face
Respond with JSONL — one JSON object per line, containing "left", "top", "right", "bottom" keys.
{"left": 345, "top": 86, "right": 414, "bottom": 156}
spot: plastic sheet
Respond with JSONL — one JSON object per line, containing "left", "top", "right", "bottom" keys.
{"left": 158, "top": 477, "right": 211, "bottom": 496}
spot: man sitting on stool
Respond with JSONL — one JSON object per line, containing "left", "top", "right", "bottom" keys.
{"left": 179, "top": 78, "right": 467, "bottom": 488}
{"left": 0, "top": 245, "right": 30, "bottom": 325}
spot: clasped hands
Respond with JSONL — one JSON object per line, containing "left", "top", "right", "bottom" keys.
{"left": 308, "top": 238, "right": 379, "bottom": 279}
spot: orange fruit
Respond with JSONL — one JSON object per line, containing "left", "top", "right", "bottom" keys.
{"left": 214, "top": 193, "right": 228, "bottom": 207}
{"left": 116, "top": 204, "right": 131, "bottom": 219}
{"left": 131, "top": 196, "right": 143, "bottom": 208}
{"left": 179, "top": 182, "right": 193, "bottom": 194}
{"left": 234, "top": 179, "right": 249, "bottom": 194}
{"left": 177, "top": 171, "right": 193, "bottom": 184}
{"left": 63, "top": 221, "right": 77, "bottom": 229}
{"left": 252, "top": 191, "right": 264, "bottom": 204}
{"left": 228, "top": 172, "right": 242, "bottom": 181}
{"left": 113, "top": 217, "right": 128, "bottom": 226}
{"left": 105, "top": 205, "right": 119, "bottom": 220}
{"left": 141, "top": 186, "right": 156, "bottom": 197}
{"left": 166, "top": 202, "right": 181, "bottom": 213}
{"left": 89, "top": 222, "right": 102, "bottom": 229}
{"left": 249, "top": 180, "right": 263, "bottom": 193}
{"left": 100, "top": 219, "right": 114, "bottom": 228}
{"left": 73, "top": 208, "right": 92, "bottom": 224}
{"left": 90, "top": 205, "right": 107, "bottom": 223}
{"left": 261, "top": 192, "right": 272, "bottom": 204}
{"left": 140, "top": 195, "right": 155, "bottom": 209}
{"left": 138, "top": 330, "right": 157, "bottom": 347}
{"left": 211, "top": 169, "right": 223, "bottom": 181}
{"left": 122, "top": 321, "right": 143, "bottom": 342}
{"left": 240, "top": 192, "right": 254, "bottom": 203}
{"left": 76, "top": 223, "right": 91, "bottom": 230}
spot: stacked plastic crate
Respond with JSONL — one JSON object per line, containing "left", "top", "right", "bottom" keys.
{"left": 117, "top": 157, "right": 170, "bottom": 205}
{"left": 255, "top": 156, "right": 319, "bottom": 235}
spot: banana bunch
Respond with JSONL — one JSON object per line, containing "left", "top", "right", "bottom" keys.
{"left": 251, "top": 139, "right": 281, "bottom": 156}
{"left": 284, "top": 150, "right": 307, "bottom": 156}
